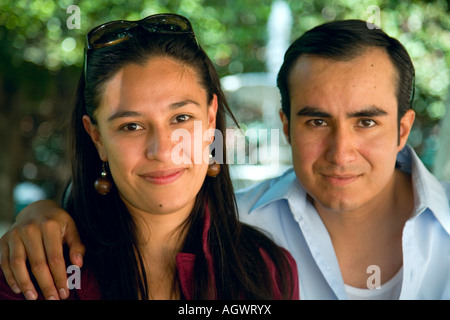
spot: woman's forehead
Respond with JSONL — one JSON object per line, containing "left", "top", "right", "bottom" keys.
{"left": 94, "top": 57, "right": 208, "bottom": 119}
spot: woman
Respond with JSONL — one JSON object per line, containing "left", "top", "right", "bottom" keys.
{"left": 0, "top": 13, "right": 298, "bottom": 300}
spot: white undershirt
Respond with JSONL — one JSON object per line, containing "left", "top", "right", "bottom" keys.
{"left": 345, "top": 267, "right": 403, "bottom": 300}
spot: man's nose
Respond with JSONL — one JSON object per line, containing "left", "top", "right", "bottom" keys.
{"left": 325, "top": 126, "right": 357, "bottom": 165}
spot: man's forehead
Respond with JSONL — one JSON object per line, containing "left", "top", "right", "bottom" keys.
{"left": 288, "top": 49, "right": 398, "bottom": 116}
{"left": 292, "top": 47, "right": 393, "bottom": 74}
{"left": 289, "top": 49, "right": 397, "bottom": 94}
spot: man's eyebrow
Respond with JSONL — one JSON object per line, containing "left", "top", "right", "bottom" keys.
{"left": 347, "top": 105, "right": 388, "bottom": 118}
{"left": 296, "top": 106, "right": 331, "bottom": 118}
{"left": 296, "top": 105, "right": 389, "bottom": 118}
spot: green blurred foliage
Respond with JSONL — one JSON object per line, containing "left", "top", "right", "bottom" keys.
{"left": 0, "top": 0, "right": 448, "bottom": 220}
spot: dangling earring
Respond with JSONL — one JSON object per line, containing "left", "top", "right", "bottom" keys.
{"left": 94, "top": 162, "right": 112, "bottom": 195}
{"left": 207, "top": 153, "right": 221, "bottom": 178}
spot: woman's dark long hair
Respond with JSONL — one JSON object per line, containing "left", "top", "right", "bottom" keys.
{"left": 65, "top": 28, "right": 295, "bottom": 299}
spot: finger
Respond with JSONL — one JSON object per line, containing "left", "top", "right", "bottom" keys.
{"left": 64, "top": 219, "right": 86, "bottom": 268}
{"left": 8, "top": 229, "right": 39, "bottom": 300}
{"left": 0, "top": 236, "right": 21, "bottom": 295}
{"left": 41, "top": 219, "right": 70, "bottom": 299}
{"left": 69, "top": 241, "right": 85, "bottom": 269}
{"left": 20, "top": 223, "right": 59, "bottom": 300}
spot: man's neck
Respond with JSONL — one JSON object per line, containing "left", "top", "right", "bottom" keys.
{"left": 314, "top": 170, "right": 414, "bottom": 288}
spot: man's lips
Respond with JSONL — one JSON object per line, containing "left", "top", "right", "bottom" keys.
{"left": 321, "top": 173, "right": 362, "bottom": 186}
{"left": 139, "top": 168, "right": 186, "bottom": 185}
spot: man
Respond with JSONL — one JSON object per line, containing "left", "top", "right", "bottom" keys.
{"left": 1, "top": 20, "right": 449, "bottom": 300}
{"left": 237, "top": 19, "right": 450, "bottom": 299}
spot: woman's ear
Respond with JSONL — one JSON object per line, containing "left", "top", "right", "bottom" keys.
{"left": 207, "top": 94, "right": 218, "bottom": 131}
{"left": 82, "top": 115, "right": 108, "bottom": 161}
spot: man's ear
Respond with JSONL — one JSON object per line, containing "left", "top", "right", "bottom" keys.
{"left": 398, "top": 109, "right": 415, "bottom": 151}
{"left": 279, "top": 109, "right": 290, "bottom": 144}
{"left": 82, "top": 115, "right": 108, "bottom": 161}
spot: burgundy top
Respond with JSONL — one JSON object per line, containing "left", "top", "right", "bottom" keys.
{"left": 0, "top": 207, "right": 299, "bottom": 300}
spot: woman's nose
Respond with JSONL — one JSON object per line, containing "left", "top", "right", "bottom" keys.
{"left": 145, "top": 129, "right": 174, "bottom": 162}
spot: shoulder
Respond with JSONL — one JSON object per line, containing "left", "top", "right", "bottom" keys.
{"left": 238, "top": 223, "right": 299, "bottom": 299}
{"left": 235, "top": 168, "right": 297, "bottom": 214}
{"left": 235, "top": 177, "right": 276, "bottom": 207}
{"left": 0, "top": 268, "right": 28, "bottom": 300}
{"left": 235, "top": 169, "right": 303, "bottom": 243}
{"left": 397, "top": 145, "right": 449, "bottom": 207}
{"left": 440, "top": 180, "right": 450, "bottom": 203}
{"left": 67, "top": 264, "right": 102, "bottom": 300}
{"left": 259, "top": 246, "right": 299, "bottom": 300}
{"left": 259, "top": 246, "right": 298, "bottom": 276}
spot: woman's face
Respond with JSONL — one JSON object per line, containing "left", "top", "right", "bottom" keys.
{"left": 83, "top": 56, "right": 217, "bottom": 218}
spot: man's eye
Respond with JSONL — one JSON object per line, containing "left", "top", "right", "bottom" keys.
{"left": 358, "top": 119, "right": 376, "bottom": 128}
{"left": 307, "top": 119, "right": 327, "bottom": 127}
{"left": 121, "top": 123, "right": 143, "bottom": 131}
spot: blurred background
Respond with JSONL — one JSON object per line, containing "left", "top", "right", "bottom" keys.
{"left": 0, "top": 0, "right": 449, "bottom": 232}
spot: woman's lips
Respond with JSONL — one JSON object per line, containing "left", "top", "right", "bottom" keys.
{"left": 140, "top": 168, "right": 186, "bottom": 185}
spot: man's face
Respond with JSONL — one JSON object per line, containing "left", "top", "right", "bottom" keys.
{"left": 281, "top": 48, "right": 415, "bottom": 214}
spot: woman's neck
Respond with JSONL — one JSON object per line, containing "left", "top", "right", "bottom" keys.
{"left": 129, "top": 206, "right": 192, "bottom": 299}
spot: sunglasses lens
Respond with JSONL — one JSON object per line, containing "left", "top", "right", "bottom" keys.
{"left": 87, "top": 14, "right": 195, "bottom": 50}
{"left": 141, "top": 15, "right": 192, "bottom": 33}
{"left": 88, "top": 22, "right": 134, "bottom": 49}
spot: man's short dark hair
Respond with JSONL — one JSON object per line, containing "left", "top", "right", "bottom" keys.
{"left": 277, "top": 19, "right": 415, "bottom": 122}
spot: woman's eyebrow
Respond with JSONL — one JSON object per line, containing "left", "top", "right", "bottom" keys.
{"left": 169, "top": 99, "right": 201, "bottom": 110}
{"left": 106, "top": 100, "right": 202, "bottom": 122}
{"left": 107, "top": 110, "right": 143, "bottom": 122}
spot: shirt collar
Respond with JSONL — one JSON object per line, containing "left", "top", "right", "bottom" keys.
{"left": 250, "top": 168, "right": 306, "bottom": 213}
{"left": 398, "top": 145, "right": 450, "bottom": 234}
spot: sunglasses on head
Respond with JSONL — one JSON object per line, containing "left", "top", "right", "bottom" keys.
{"left": 84, "top": 13, "right": 197, "bottom": 79}
{"left": 86, "top": 13, "right": 197, "bottom": 50}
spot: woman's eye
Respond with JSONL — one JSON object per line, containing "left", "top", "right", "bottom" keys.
{"left": 121, "top": 123, "right": 143, "bottom": 131}
{"left": 307, "top": 119, "right": 327, "bottom": 127}
{"left": 173, "top": 114, "right": 191, "bottom": 123}
{"left": 358, "top": 119, "right": 376, "bottom": 128}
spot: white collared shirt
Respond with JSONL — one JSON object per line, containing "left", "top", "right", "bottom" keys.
{"left": 236, "top": 145, "right": 450, "bottom": 299}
